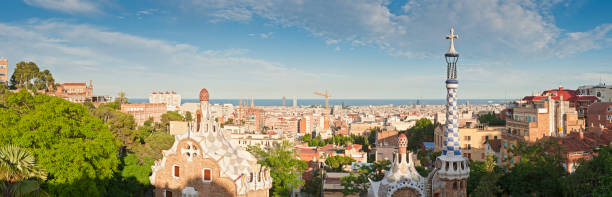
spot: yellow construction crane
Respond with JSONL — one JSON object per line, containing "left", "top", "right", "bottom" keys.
{"left": 314, "top": 90, "right": 331, "bottom": 115}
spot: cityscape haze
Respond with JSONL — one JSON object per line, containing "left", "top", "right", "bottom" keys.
{"left": 0, "top": 1, "right": 612, "bottom": 197}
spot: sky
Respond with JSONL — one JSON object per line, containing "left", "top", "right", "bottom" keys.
{"left": 0, "top": 0, "right": 611, "bottom": 99}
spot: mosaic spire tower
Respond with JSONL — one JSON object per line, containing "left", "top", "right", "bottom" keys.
{"left": 427, "top": 28, "right": 469, "bottom": 197}
{"left": 443, "top": 28, "right": 460, "bottom": 157}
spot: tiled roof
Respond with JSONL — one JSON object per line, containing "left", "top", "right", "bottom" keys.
{"left": 486, "top": 139, "right": 502, "bottom": 152}
{"left": 547, "top": 132, "right": 612, "bottom": 153}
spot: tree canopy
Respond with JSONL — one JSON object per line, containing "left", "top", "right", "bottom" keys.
{"left": 341, "top": 160, "right": 391, "bottom": 196}
{"left": 324, "top": 155, "right": 355, "bottom": 172}
{"left": 248, "top": 141, "right": 307, "bottom": 197}
{"left": 0, "top": 91, "right": 119, "bottom": 196}
{"left": 9, "top": 62, "right": 55, "bottom": 92}
{"left": 478, "top": 112, "right": 506, "bottom": 126}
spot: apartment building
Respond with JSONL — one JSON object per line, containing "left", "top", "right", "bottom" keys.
{"left": 434, "top": 125, "right": 502, "bottom": 161}
{"left": 120, "top": 103, "right": 167, "bottom": 125}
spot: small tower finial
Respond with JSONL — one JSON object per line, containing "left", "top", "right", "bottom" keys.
{"left": 445, "top": 27, "right": 459, "bottom": 56}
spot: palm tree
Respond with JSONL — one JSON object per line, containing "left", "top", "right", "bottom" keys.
{"left": 0, "top": 145, "right": 47, "bottom": 197}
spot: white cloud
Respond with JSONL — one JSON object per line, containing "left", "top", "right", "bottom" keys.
{"left": 553, "top": 24, "right": 612, "bottom": 57}
{"left": 137, "top": 8, "right": 159, "bottom": 19}
{"left": 325, "top": 39, "right": 339, "bottom": 45}
{"left": 0, "top": 20, "right": 337, "bottom": 98}
{"left": 259, "top": 32, "right": 273, "bottom": 39}
{"left": 23, "top": 0, "right": 105, "bottom": 14}
{"left": 181, "top": 0, "right": 611, "bottom": 60}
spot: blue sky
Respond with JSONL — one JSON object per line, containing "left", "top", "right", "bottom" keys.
{"left": 0, "top": 0, "right": 611, "bottom": 99}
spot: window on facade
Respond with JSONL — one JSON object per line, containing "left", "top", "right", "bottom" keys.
{"left": 464, "top": 136, "right": 471, "bottom": 141}
{"left": 608, "top": 107, "right": 612, "bottom": 112}
{"left": 481, "top": 153, "right": 485, "bottom": 159}
{"left": 524, "top": 130, "right": 529, "bottom": 136}
{"left": 485, "top": 136, "right": 489, "bottom": 141}
{"left": 173, "top": 165, "right": 180, "bottom": 178}
{"left": 164, "top": 190, "right": 172, "bottom": 197}
{"left": 504, "top": 142, "right": 507, "bottom": 149}
{"left": 249, "top": 172, "right": 254, "bottom": 182}
{"left": 597, "top": 92, "right": 602, "bottom": 97}
{"left": 453, "top": 182, "right": 458, "bottom": 190}
{"left": 608, "top": 115, "right": 612, "bottom": 120}
{"left": 258, "top": 172, "right": 262, "bottom": 182}
{"left": 494, "top": 136, "right": 498, "bottom": 140}
{"left": 467, "top": 144, "right": 471, "bottom": 150}
{"left": 202, "top": 169, "right": 212, "bottom": 182}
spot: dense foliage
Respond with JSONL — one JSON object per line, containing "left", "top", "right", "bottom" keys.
{"left": 248, "top": 141, "right": 307, "bottom": 197}
{"left": 340, "top": 160, "right": 391, "bottom": 196}
{"left": 469, "top": 155, "right": 502, "bottom": 196}
{"left": 403, "top": 118, "right": 436, "bottom": 151}
{"left": 565, "top": 146, "right": 612, "bottom": 196}
{"left": 324, "top": 155, "right": 355, "bottom": 172}
{"left": 0, "top": 91, "right": 120, "bottom": 196}
{"left": 9, "top": 61, "right": 55, "bottom": 92}
{"left": 302, "top": 168, "right": 322, "bottom": 197}
{"left": 0, "top": 145, "right": 47, "bottom": 197}
{"left": 478, "top": 112, "right": 506, "bottom": 126}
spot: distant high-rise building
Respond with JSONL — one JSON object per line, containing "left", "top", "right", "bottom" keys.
{"left": 293, "top": 96, "right": 297, "bottom": 107}
{"left": 282, "top": 96, "right": 286, "bottom": 107}
{"left": 149, "top": 91, "right": 181, "bottom": 111}
{"left": 0, "top": 59, "right": 8, "bottom": 85}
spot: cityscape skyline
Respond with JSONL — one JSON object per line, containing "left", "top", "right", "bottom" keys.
{"left": 0, "top": 0, "right": 611, "bottom": 99}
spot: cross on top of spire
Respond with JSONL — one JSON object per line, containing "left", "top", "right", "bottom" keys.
{"left": 445, "top": 28, "right": 459, "bottom": 56}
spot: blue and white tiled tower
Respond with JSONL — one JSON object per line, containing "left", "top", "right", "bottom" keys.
{"left": 443, "top": 28, "right": 460, "bottom": 157}
{"left": 427, "top": 28, "right": 470, "bottom": 197}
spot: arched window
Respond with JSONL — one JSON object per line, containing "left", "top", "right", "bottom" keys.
{"left": 453, "top": 182, "right": 457, "bottom": 190}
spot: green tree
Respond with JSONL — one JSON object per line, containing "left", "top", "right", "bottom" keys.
{"left": 248, "top": 141, "right": 307, "bottom": 197}
{"left": 404, "top": 118, "right": 436, "bottom": 151}
{"left": 565, "top": 146, "right": 612, "bottom": 196}
{"left": 499, "top": 140, "right": 565, "bottom": 196}
{"left": 324, "top": 156, "right": 355, "bottom": 172}
{"left": 184, "top": 111, "right": 193, "bottom": 122}
{"left": 89, "top": 102, "right": 140, "bottom": 151}
{"left": 303, "top": 168, "right": 322, "bottom": 196}
{"left": 9, "top": 62, "right": 55, "bottom": 92}
{"left": 341, "top": 160, "right": 391, "bottom": 196}
{"left": 478, "top": 112, "right": 505, "bottom": 126}
{"left": 115, "top": 92, "right": 128, "bottom": 104}
{"left": 0, "top": 91, "right": 120, "bottom": 196}
{"left": 9, "top": 62, "right": 39, "bottom": 90}
{"left": 472, "top": 154, "right": 502, "bottom": 197}
{"left": 0, "top": 145, "right": 48, "bottom": 197}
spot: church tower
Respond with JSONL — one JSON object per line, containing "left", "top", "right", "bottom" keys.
{"left": 427, "top": 28, "right": 470, "bottom": 197}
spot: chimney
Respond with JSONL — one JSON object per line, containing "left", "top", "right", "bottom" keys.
{"left": 559, "top": 85, "right": 563, "bottom": 90}
{"left": 89, "top": 80, "right": 93, "bottom": 88}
